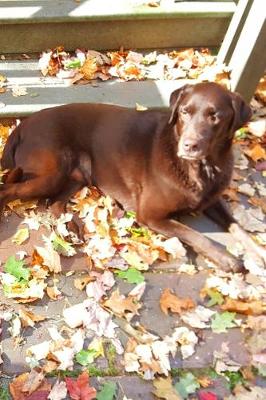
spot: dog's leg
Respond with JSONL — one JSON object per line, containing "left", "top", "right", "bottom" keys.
{"left": 49, "top": 179, "right": 85, "bottom": 238}
{"left": 142, "top": 216, "right": 243, "bottom": 272}
{"left": 0, "top": 173, "right": 66, "bottom": 217}
{"left": 205, "top": 200, "right": 266, "bottom": 266}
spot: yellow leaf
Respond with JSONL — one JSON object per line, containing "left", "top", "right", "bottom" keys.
{"left": 153, "top": 377, "right": 181, "bottom": 400}
{"left": 80, "top": 57, "right": 98, "bottom": 80}
{"left": 12, "top": 228, "right": 30, "bottom": 245}
{"left": 244, "top": 143, "right": 266, "bottom": 162}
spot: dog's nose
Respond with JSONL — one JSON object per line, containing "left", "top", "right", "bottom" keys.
{"left": 183, "top": 139, "right": 199, "bottom": 153}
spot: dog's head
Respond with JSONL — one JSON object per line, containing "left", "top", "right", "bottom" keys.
{"left": 168, "top": 82, "right": 252, "bottom": 161}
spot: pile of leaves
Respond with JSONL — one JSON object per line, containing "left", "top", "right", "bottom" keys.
{"left": 37, "top": 46, "right": 230, "bottom": 86}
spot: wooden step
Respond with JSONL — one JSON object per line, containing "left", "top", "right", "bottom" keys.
{"left": 0, "top": 59, "right": 191, "bottom": 118}
{"left": 0, "top": 0, "right": 236, "bottom": 53}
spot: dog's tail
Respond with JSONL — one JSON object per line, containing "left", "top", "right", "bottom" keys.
{"left": 1, "top": 124, "right": 21, "bottom": 170}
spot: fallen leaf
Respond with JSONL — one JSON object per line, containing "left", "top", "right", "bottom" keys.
{"left": 22, "top": 370, "right": 45, "bottom": 395}
{"left": 35, "top": 243, "right": 61, "bottom": 273}
{"left": 197, "top": 376, "right": 213, "bottom": 388}
{"left": 237, "top": 183, "right": 255, "bottom": 197}
{"left": 74, "top": 275, "right": 95, "bottom": 291}
{"left": 136, "top": 103, "right": 148, "bottom": 111}
{"left": 244, "top": 143, "right": 266, "bottom": 162}
{"left": 175, "top": 372, "right": 200, "bottom": 398}
{"left": 48, "top": 380, "right": 67, "bottom": 400}
{"left": 65, "top": 371, "right": 97, "bottom": 400}
{"left": 160, "top": 288, "right": 195, "bottom": 315}
{"left": 116, "top": 267, "right": 144, "bottom": 284}
{"left": 221, "top": 298, "right": 266, "bottom": 315}
{"left": 247, "top": 119, "right": 266, "bottom": 137}
{"left": 9, "top": 372, "right": 51, "bottom": 400}
{"left": 211, "top": 312, "right": 237, "bottom": 333}
{"left": 249, "top": 196, "right": 266, "bottom": 214}
{"left": 19, "top": 309, "right": 46, "bottom": 327}
{"left": 198, "top": 392, "right": 218, "bottom": 400}
{"left": 153, "top": 377, "right": 181, "bottom": 400}
{"left": 12, "top": 227, "right": 30, "bottom": 245}
{"left": 96, "top": 382, "right": 116, "bottom": 400}
{"left": 181, "top": 306, "right": 216, "bottom": 329}
{"left": 46, "top": 284, "right": 62, "bottom": 301}
{"left": 12, "top": 86, "right": 28, "bottom": 97}
{"left": 80, "top": 58, "right": 98, "bottom": 80}
{"left": 103, "top": 288, "right": 141, "bottom": 321}
{"left": 4, "top": 256, "right": 30, "bottom": 281}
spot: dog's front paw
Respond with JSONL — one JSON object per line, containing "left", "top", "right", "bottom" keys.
{"left": 220, "top": 254, "right": 245, "bottom": 274}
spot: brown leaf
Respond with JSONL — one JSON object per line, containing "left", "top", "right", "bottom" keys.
{"left": 160, "top": 288, "right": 196, "bottom": 315}
{"left": 249, "top": 196, "right": 266, "bottom": 213}
{"left": 222, "top": 187, "right": 240, "bottom": 202}
{"left": 80, "top": 58, "right": 98, "bottom": 80}
{"left": 46, "top": 285, "right": 62, "bottom": 301}
{"left": 244, "top": 143, "right": 266, "bottom": 162}
{"left": 22, "top": 370, "right": 44, "bottom": 395}
{"left": 19, "top": 309, "right": 46, "bottom": 328}
{"left": 9, "top": 372, "right": 51, "bottom": 400}
{"left": 153, "top": 377, "right": 181, "bottom": 400}
{"left": 74, "top": 275, "right": 95, "bottom": 291}
{"left": 197, "top": 376, "right": 213, "bottom": 388}
{"left": 221, "top": 298, "right": 266, "bottom": 315}
{"left": 103, "top": 288, "right": 141, "bottom": 320}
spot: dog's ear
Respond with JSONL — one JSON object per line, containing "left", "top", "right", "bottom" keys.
{"left": 230, "top": 92, "right": 252, "bottom": 132}
{"left": 168, "top": 84, "right": 192, "bottom": 125}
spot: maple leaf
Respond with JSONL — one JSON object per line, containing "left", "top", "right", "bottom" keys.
{"left": 9, "top": 372, "right": 51, "bottom": 400}
{"left": 198, "top": 392, "right": 218, "bottom": 400}
{"left": 211, "top": 312, "right": 237, "bottom": 333}
{"left": 103, "top": 288, "right": 142, "bottom": 321}
{"left": 96, "top": 382, "right": 116, "bottom": 400}
{"left": 175, "top": 372, "right": 200, "bottom": 398}
{"left": 80, "top": 58, "right": 98, "bottom": 80}
{"left": 116, "top": 267, "right": 144, "bottom": 284}
{"left": 4, "top": 256, "right": 30, "bottom": 282}
{"left": 153, "top": 377, "right": 181, "bottom": 400}
{"left": 244, "top": 143, "right": 266, "bottom": 162}
{"left": 65, "top": 371, "right": 97, "bottom": 400}
{"left": 159, "top": 288, "right": 195, "bottom": 315}
{"left": 221, "top": 298, "right": 266, "bottom": 315}
{"left": 19, "top": 309, "right": 46, "bottom": 328}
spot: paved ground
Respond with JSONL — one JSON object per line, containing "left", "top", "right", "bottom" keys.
{"left": 0, "top": 204, "right": 255, "bottom": 398}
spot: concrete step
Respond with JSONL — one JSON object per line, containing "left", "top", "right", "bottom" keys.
{"left": 0, "top": 59, "right": 191, "bottom": 118}
{"left": 0, "top": 0, "right": 236, "bottom": 53}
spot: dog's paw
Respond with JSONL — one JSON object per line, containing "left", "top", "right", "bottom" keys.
{"left": 220, "top": 254, "right": 245, "bottom": 274}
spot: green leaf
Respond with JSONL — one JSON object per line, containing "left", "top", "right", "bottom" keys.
{"left": 124, "top": 210, "right": 136, "bottom": 219}
{"left": 4, "top": 256, "right": 30, "bottom": 282}
{"left": 116, "top": 267, "right": 145, "bottom": 284}
{"left": 52, "top": 234, "right": 76, "bottom": 257}
{"left": 205, "top": 289, "right": 224, "bottom": 307}
{"left": 235, "top": 127, "right": 249, "bottom": 140}
{"left": 174, "top": 372, "right": 200, "bottom": 398}
{"left": 75, "top": 349, "right": 98, "bottom": 366}
{"left": 129, "top": 226, "right": 150, "bottom": 238}
{"left": 211, "top": 312, "right": 237, "bottom": 333}
{"left": 96, "top": 382, "right": 117, "bottom": 400}
{"left": 0, "top": 385, "right": 10, "bottom": 400}
{"left": 65, "top": 59, "right": 82, "bottom": 69}
{"left": 224, "top": 371, "right": 246, "bottom": 390}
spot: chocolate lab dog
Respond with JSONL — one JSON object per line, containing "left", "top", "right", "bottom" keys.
{"left": 1, "top": 82, "right": 263, "bottom": 271}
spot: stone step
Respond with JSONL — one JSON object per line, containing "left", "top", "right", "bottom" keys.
{"left": 0, "top": 0, "right": 236, "bottom": 53}
{"left": 0, "top": 59, "right": 191, "bottom": 118}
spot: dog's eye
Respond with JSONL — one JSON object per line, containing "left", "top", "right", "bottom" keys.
{"left": 180, "top": 108, "right": 189, "bottom": 115}
{"left": 208, "top": 110, "right": 217, "bottom": 122}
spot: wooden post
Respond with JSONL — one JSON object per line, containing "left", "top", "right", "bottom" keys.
{"left": 217, "top": 0, "right": 253, "bottom": 65}
{"left": 228, "top": 0, "right": 266, "bottom": 101}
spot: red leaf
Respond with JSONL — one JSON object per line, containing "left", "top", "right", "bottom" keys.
{"left": 65, "top": 371, "right": 97, "bottom": 400}
{"left": 198, "top": 391, "right": 218, "bottom": 400}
